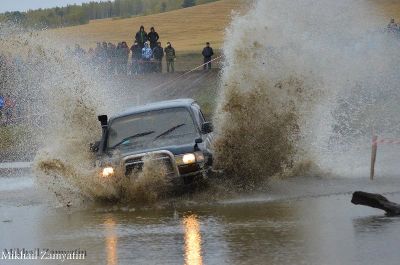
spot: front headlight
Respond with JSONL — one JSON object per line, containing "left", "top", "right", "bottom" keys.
{"left": 182, "top": 153, "right": 196, "bottom": 164}
{"left": 102, "top": 167, "right": 114, "bottom": 177}
{"left": 176, "top": 152, "right": 205, "bottom": 165}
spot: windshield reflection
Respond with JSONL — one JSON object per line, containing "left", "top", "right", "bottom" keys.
{"left": 183, "top": 214, "right": 203, "bottom": 265}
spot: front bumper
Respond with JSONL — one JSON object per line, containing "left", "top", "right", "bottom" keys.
{"left": 123, "top": 150, "right": 208, "bottom": 180}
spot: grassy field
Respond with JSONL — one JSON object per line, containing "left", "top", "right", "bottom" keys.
{"left": 47, "top": 0, "right": 400, "bottom": 49}
{"left": 373, "top": 0, "right": 400, "bottom": 20}
{"left": 48, "top": 0, "right": 246, "bottom": 53}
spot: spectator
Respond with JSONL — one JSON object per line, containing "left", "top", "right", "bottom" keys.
{"left": 135, "top": 25, "right": 148, "bottom": 49}
{"left": 65, "top": 45, "right": 72, "bottom": 56}
{"left": 102, "top": 42, "right": 108, "bottom": 51}
{"left": 153, "top": 42, "right": 164, "bottom": 73}
{"left": 107, "top": 42, "right": 116, "bottom": 75}
{"left": 101, "top": 42, "right": 108, "bottom": 61}
{"left": 93, "top": 43, "right": 101, "bottom": 64}
{"left": 130, "top": 41, "right": 142, "bottom": 75}
{"left": 98, "top": 42, "right": 108, "bottom": 72}
{"left": 148, "top": 27, "right": 160, "bottom": 50}
{"left": 73, "top": 44, "right": 85, "bottom": 57}
{"left": 0, "top": 95, "right": 3, "bottom": 121}
{"left": 95, "top": 42, "right": 102, "bottom": 55}
{"left": 387, "top": 18, "right": 398, "bottom": 32}
{"left": 164, "top": 42, "right": 176, "bottom": 73}
{"left": 116, "top": 42, "right": 123, "bottom": 74}
{"left": 4, "top": 94, "right": 15, "bottom": 124}
{"left": 119, "top": 41, "right": 130, "bottom": 75}
{"left": 142, "top": 42, "right": 153, "bottom": 73}
{"left": 202, "top": 42, "right": 214, "bottom": 70}
{"left": 0, "top": 95, "right": 4, "bottom": 110}
{"left": 87, "top": 48, "right": 95, "bottom": 65}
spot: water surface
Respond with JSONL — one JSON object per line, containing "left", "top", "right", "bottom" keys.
{"left": 1, "top": 168, "right": 400, "bottom": 265}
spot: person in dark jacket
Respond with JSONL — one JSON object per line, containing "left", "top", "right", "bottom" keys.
{"left": 130, "top": 41, "right": 142, "bottom": 75}
{"left": 98, "top": 42, "right": 108, "bottom": 72}
{"left": 153, "top": 42, "right": 164, "bottom": 73}
{"left": 202, "top": 42, "right": 214, "bottom": 70}
{"left": 116, "top": 42, "right": 123, "bottom": 73}
{"left": 119, "top": 41, "right": 130, "bottom": 75}
{"left": 148, "top": 27, "right": 160, "bottom": 50}
{"left": 3, "top": 94, "right": 15, "bottom": 124}
{"left": 387, "top": 18, "right": 399, "bottom": 33}
{"left": 164, "top": 42, "right": 176, "bottom": 73}
{"left": 135, "top": 25, "right": 148, "bottom": 49}
{"left": 107, "top": 42, "right": 117, "bottom": 75}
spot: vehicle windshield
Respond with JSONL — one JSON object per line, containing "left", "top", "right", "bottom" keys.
{"left": 107, "top": 107, "right": 199, "bottom": 151}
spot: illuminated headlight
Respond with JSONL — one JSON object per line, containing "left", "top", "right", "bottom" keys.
{"left": 102, "top": 167, "right": 114, "bottom": 177}
{"left": 182, "top": 153, "right": 196, "bottom": 164}
{"left": 176, "top": 152, "right": 205, "bottom": 165}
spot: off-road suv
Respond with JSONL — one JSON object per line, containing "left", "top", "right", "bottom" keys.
{"left": 91, "top": 98, "right": 214, "bottom": 184}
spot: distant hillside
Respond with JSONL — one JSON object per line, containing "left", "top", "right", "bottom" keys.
{"left": 47, "top": 0, "right": 245, "bottom": 52}
{"left": 46, "top": 0, "right": 400, "bottom": 52}
{"left": 372, "top": 0, "right": 400, "bottom": 20}
{"left": 0, "top": 0, "right": 220, "bottom": 29}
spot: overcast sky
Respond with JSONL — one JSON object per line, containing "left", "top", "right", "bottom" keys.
{"left": 0, "top": 0, "right": 104, "bottom": 13}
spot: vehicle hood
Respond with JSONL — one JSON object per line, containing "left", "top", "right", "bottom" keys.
{"left": 109, "top": 143, "right": 197, "bottom": 158}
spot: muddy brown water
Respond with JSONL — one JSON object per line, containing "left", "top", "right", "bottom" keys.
{"left": 1, "top": 166, "right": 400, "bottom": 265}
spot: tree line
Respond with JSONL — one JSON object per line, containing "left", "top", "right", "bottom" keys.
{"left": 0, "top": 0, "right": 216, "bottom": 29}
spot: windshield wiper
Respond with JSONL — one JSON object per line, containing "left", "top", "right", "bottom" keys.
{"left": 154, "top": 123, "right": 186, "bottom": 141}
{"left": 112, "top": 130, "right": 155, "bottom": 148}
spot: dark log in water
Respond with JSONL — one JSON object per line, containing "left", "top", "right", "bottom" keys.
{"left": 351, "top": 191, "right": 400, "bottom": 216}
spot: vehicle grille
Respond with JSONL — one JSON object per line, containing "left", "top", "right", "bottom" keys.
{"left": 124, "top": 153, "right": 176, "bottom": 176}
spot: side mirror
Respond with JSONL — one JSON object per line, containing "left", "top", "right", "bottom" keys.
{"left": 98, "top": 115, "right": 108, "bottom": 126}
{"left": 201, "top": 122, "right": 213, "bottom": 134}
{"left": 89, "top": 141, "right": 100, "bottom": 153}
{"left": 195, "top": 138, "right": 203, "bottom": 144}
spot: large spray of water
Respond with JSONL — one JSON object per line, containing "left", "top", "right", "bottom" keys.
{"left": 213, "top": 0, "right": 400, "bottom": 186}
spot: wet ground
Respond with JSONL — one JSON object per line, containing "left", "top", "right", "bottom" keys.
{"left": 1, "top": 165, "right": 400, "bottom": 265}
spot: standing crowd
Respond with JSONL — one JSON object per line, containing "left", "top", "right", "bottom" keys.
{"left": 69, "top": 25, "right": 215, "bottom": 75}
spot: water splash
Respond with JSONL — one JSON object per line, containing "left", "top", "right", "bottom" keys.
{"left": 0, "top": 25, "right": 169, "bottom": 205}
{"left": 213, "top": 0, "right": 400, "bottom": 185}
{"left": 35, "top": 153, "right": 172, "bottom": 205}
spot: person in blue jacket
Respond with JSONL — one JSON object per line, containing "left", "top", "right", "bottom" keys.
{"left": 0, "top": 96, "right": 4, "bottom": 110}
{"left": 0, "top": 95, "right": 4, "bottom": 121}
{"left": 141, "top": 42, "right": 153, "bottom": 73}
